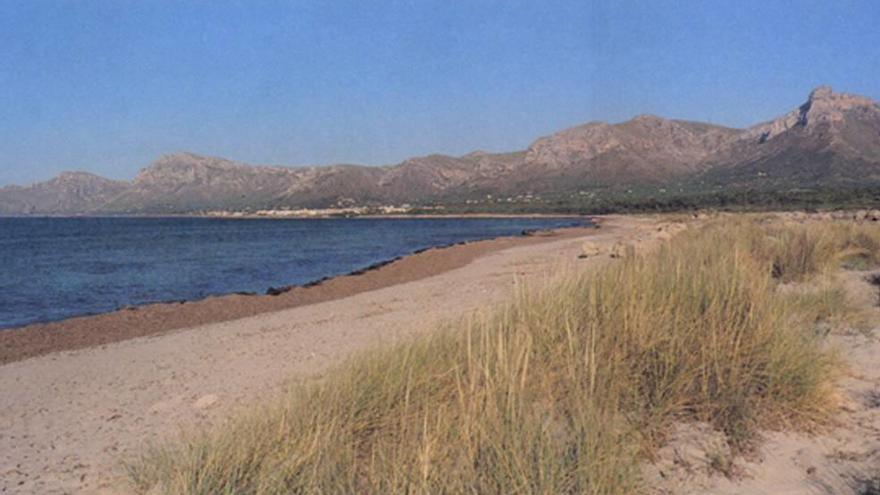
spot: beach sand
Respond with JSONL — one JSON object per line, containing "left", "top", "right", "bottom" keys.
{"left": 0, "top": 215, "right": 658, "bottom": 494}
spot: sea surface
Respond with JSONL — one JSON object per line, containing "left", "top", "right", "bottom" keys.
{"left": 0, "top": 216, "right": 586, "bottom": 329}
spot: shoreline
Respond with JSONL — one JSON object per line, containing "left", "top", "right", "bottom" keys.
{"left": 0, "top": 221, "right": 600, "bottom": 365}
{"left": 0, "top": 212, "right": 587, "bottom": 219}
{"left": 0, "top": 217, "right": 587, "bottom": 330}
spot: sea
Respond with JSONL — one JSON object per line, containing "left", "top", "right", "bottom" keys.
{"left": 0, "top": 216, "right": 586, "bottom": 329}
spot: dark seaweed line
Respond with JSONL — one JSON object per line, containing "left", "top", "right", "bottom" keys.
{"left": 264, "top": 221, "right": 588, "bottom": 296}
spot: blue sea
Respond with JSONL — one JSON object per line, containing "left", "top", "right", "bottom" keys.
{"left": 0, "top": 216, "right": 586, "bottom": 329}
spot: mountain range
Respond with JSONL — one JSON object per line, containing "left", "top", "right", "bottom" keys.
{"left": 3, "top": 86, "right": 880, "bottom": 214}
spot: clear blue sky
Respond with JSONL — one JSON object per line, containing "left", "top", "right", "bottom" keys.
{"left": 1, "top": 0, "right": 879, "bottom": 186}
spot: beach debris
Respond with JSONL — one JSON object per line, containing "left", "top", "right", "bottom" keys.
{"left": 266, "top": 286, "right": 293, "bottom": 296}
{"left": 522, "top": 228, "right": 556, "bottom": 237}
{"left": 348, "top": 257, "right": 401, "bottom": 276}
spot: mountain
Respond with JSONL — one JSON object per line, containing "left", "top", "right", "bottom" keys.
{"left": 696, "top": 86, "right": 880, "bottom": 189}
{"left": 0, "top": 172, "right": 129, "bottom": 214}
{"left": 104, "top": 152, "right": 305, "bottom": 213}
{"left": 2, "top": 86, "right": 879, "bottom": 214}
{"left": 512, "top": 116, "right": 741, "bottom": 190}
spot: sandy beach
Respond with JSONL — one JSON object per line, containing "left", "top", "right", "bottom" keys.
{"left": 0, "top": 215, "right": 659, "bottom": 494}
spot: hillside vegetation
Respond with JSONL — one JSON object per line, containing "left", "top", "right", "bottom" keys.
{"left": 128, "top": 216, "right": 880, "bottom": 494}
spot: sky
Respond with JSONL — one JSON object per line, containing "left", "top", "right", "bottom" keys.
{"left": 1, "top": 0, "right": 879, "bottom": 186}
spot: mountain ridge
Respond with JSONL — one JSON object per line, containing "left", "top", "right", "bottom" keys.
{"left": 3, "top": 86, "right": 879, "bottom": 214}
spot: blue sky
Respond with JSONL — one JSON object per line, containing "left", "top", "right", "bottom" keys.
{"left": 1, "top": 0, "right": 879, "bottom": 186}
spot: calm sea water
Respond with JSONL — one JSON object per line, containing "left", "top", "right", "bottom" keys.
{"left": 0, "top": 216, "right": 586, "bottom": 329}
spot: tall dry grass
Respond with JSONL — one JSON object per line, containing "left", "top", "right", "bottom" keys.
{"left": 739, "top": 217, "right": 880, "bottom": 282}
{"left": 128, "top": 216, "right": 880, "bottom": 494}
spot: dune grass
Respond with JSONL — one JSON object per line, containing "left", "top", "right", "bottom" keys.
{"left": 128, "top": 216, "right": 880, "bottom": 494}
{"left": 739, "top": 218, "right": 880, "bottom": 283}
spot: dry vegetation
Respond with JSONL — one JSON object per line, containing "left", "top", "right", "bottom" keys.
{"left": 128, "top": 215, "right": 880, "bottom": 494}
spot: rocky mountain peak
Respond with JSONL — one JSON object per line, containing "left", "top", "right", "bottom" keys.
{"left": 798, "top": 85, "right": 876, "bottom": 126}
{"left": 524, "top": 121, "right": 618, "bottom": 170}
{"left": 464, "top": 150, "right": 491, "bottom": 157}
{"left": 151, "top": 151, "right": 216, "bottom": 168}
{"left": 50, "top": 171, "right": 125, "bottom": 189}
{"left": 56, "top": 171, "right": 99, "bottom": 182}
{"left": 631, "top": 114, "right": 665, "bottom": 123}
{"left": 808, "top": 85, "right": 834, "bottom": 101}
{"left": 743, "top": 86, "right": 878, "bottom": 143}
{"left": 135, "top": 152, "right": 243, "bottom": 185}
